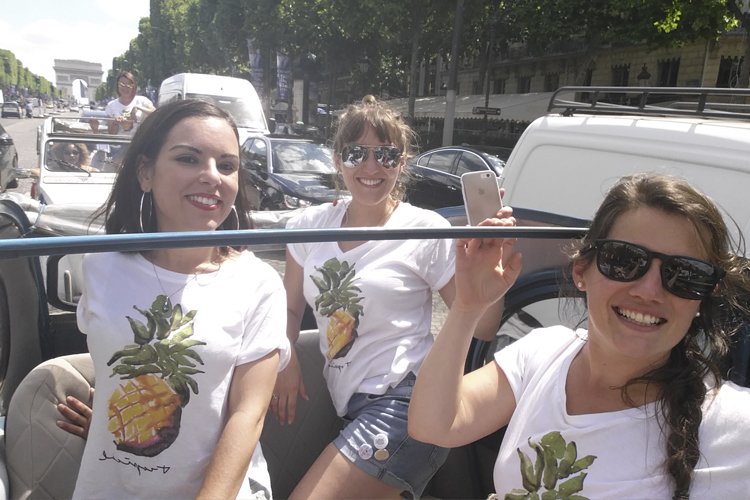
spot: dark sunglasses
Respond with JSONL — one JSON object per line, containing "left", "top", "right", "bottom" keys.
{"left": 584, "top": 239, "right": 725, "bottom": 300}
{"left": 340, "top": 144, "right": 403, "bottom": 169}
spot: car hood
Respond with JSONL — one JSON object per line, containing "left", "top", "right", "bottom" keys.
{"left": 273, "top": 172, "right": 340, "bottom": 200}
{"left": 39, "top": 173, "right": 116, "bottom": 206}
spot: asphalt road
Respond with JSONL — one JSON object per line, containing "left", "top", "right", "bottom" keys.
{"left": 0, "top": 113, "right": 450, "bottom": 336}
{"left": 1, "top": 111, "right": 49, "bottom": 196}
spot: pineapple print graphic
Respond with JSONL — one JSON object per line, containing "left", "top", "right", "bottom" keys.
{"left": 505, "top": 431, "right": 597, "bottom": 500}
{"left": 106, "top": 295, "right": 206, "bottom": 457}
{"left": 311, "top": 258, "right": 363, "bottom": 360}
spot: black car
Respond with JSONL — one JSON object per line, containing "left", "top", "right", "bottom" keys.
{"left": 240, "top": 135, "right": 345, "bottom": 210}
{"left": 0, "top": 123, "right": 19, "bottom": 191}
{"left": 406, "top": 145, "right": 505, "bottom": 209}
{"left": 1, "top": 102, "right": 22, "bottom": 119}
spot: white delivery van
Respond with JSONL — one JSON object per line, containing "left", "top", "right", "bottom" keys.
{"left": 500, "top": 86, "right": 750, "bottom": 250}
{"left": 158, "top": 73, "right": 269, "bottom": 144}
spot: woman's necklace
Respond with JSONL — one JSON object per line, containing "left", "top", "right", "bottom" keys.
{"left": 342, "top": 200, "right": 399, "bottom": 227}
{"left": 151, "top": 258, "right": 221, "bottom": 307}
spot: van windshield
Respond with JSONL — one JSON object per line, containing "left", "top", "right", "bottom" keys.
{"left": 186, "top": 93, "right": 265, "bottom": 130}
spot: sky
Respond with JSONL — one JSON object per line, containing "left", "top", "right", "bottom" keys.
{"left": 0, "top": 0, "right": 150, "bottom": 83}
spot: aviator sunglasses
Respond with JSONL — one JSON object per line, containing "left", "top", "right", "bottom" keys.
{"left": 340, "top": 144, "right": 403, "bottom": 169}
{"left": 584, "top": 239, "right": 725, "bottom": 300}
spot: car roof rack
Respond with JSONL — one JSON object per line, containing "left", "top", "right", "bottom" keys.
{"left": 548, "top": 86, "right": 750, "bottom": 121}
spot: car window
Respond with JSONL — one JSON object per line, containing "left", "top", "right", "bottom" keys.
{"left": 271, "top": 141, "right": 334, "bottom": 174}
{"left": 455, "top": 151, "right": 488, "bottom": 176}
{"left": 186, "top": 93, "right": 265, "bottom": 129}
{"left": 244, "top": 139, "right": 269, "bottom": 170}
{"left": 45, "top": 141, "right": 128, "bottom": 173}
{"left": 421, "top": 151, "right": 458, "bottom": 174}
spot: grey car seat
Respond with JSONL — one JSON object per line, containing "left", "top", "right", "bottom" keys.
{"left": 2, "top": 330, "right": 339, "bottom": 499}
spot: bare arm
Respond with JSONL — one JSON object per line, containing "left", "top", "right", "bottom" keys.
{"left": 439, "top": 279, "right": 503, "bottom": 342}
{"left": 271, "top": 250, "right": 309, "bottom": 425}
{"left": 197, "top": 351, "right": 280, "bottom": 499}
{"left": 410, "top": 216, "right": 523, "bottom": 447}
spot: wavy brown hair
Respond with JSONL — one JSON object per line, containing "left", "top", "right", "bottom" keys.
{"left": 332, "top": 95, "right": 415, "bottom": 201}
{"left": 570, "top": 173, "right": 750, "bottom": 498}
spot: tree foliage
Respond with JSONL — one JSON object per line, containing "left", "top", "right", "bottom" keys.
{"left": 102, "top": 0, "right": 749, "bottom": 104}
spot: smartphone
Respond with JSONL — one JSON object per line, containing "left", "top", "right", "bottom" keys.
{"left": 461, "top": 171, "right": 503, "bottom": 225}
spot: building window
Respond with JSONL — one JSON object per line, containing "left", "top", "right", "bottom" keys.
{"left": 656, "top": 58, "right": 680, "bottom": 87}
{"left": 611, "top": 64, "right": 630, "bottom": 86}
{"left": 493, "top": 78, "right": 506, "bottom": 94}
{"left": 517, "top": 76, "right": 531, "bottom": 93}
{"left": 716, "top": 56, "right": 743, "bottom": 88}
{"left": 544, "top": 73, "right": 560, "bottom": 92}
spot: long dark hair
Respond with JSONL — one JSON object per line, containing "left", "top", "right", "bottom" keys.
{"left": 570, "top": 173, "right": 750, "bottom": 498}
{"left": 92, "top": 99, "right": 252, "bottom": 254}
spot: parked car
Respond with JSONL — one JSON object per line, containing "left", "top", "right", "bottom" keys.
{"left": 1, "top": 102, "right": 22, "bottom": 119}
{"left": 240, "top": 134, "right": 345, "bottom": 210}
{"left": 31, "top": 116, "right": 131, "bottom": 206}
{"left": 405, "top": 145, "right": 505, "bottom": 209}
{"left": 0, "top": 123, "right": 19, "bottom": 191}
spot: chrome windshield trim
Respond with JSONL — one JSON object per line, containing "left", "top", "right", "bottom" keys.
{"left": 0, "top": 226, "right": 587, "bottom": 259}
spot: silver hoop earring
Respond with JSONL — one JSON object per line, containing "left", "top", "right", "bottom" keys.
{"left": 139, "top": 191, "right": 152, "bottom": 233}
{"left": 222, "top": 205, "right": 240, "bottom": 231}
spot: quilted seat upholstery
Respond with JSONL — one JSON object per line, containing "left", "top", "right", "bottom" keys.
{"left": 5, "top": 354, "right": 93, "bottom": 500}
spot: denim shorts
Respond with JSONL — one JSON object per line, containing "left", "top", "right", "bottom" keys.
{"left": 334, "top": 372, "right": 449, "bottom": 499}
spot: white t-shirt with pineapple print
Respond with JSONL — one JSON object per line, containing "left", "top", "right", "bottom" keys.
{"left": 493, "top": 326, "right": 750, "bottom": 499}
{"left": 287, "top": 200, "right": 455, "bottom": 416}
{"left": 73, "top": 251, "right": 290, "bottom": 500}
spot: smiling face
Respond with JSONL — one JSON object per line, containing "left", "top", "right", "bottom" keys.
{"left": 336, "top": 124, "right": 403, "bottom": 209}
{"left": 117, "top": 73, "right": 137, "bottom": 101}
{"left": 137, "top": 116, "right": 239, "bottom": 233}
{"left": 574, "top": 206, "right": 705, "bottom": 366}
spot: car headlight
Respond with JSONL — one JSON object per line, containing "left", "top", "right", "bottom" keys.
{"left": 283, "top": 195, "right": 312, "bottom": 209}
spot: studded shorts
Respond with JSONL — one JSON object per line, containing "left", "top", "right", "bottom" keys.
{"left": 333, "top": 372, "right": 450, "bottom": 499}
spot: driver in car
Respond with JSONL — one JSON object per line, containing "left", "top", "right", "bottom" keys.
{"left": 48, "top": 142, "right": 98, "bottom": 173}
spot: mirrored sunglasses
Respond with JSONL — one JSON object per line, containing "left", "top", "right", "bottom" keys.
{"left": 340, "top": 144, "right": 403, "bottom": 169}
{"left": 585, "top": 239, "right": 724, "bottom": 300}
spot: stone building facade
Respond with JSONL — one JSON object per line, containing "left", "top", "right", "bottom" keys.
{"left": 448, "top": 31, "right": 747, "bottom": 98}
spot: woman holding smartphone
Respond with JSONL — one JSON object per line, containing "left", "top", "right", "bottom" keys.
{"left": 410, "top": 173, "right": 750, "bottom": 498}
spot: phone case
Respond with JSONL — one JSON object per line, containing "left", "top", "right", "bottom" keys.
{"left": 461, "top": 171, "right": 502, "bottom": 225}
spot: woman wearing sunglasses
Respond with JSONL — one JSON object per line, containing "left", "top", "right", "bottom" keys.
{"left": 410, "top": 173, "right": 750, "bottom": 498}
{"left": 275, "top": 95, "right": 504, "bottom": 498}
{"left": 105, "top": 70, "right": 155, "bottom": 134}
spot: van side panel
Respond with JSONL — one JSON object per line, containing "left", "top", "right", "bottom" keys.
{"left": 502, "top": 115, "right": 750, "bottom": 239}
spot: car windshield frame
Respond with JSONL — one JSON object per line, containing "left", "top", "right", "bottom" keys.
{"left": 185, "top": 93, "right": 266, "bottom": 130}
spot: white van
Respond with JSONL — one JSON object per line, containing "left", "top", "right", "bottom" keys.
{"left": 500, "top": 86, "right": 750, "bottom": 249}
{"left": 157, "top": 73, "right": 269, "bottom": 144}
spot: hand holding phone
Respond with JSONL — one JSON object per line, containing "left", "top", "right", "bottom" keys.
{"left": 461, "top": 171, "right": 503, "bottom": 225}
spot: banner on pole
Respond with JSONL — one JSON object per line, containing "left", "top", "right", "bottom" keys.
{"left": 246, "top": 39, "right": 264, "bottom": 96}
